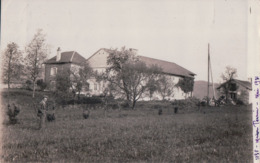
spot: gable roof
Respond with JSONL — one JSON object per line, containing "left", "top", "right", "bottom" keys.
{"left": 138, "top": 56, "right": 196, "bottom": 78}
{"left": 45, "top": 51, "right": 86, "bottom": 64}
{"left": 87, "top": 48, "right": 196, "bottom": 78}
{"left": 217, "top": 79, "right": 252, "bottom": 90}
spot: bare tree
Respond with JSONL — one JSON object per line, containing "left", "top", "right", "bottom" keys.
{"left": 221, "top": 66, "right": 237, "bottom": 81}
{"left": 220, "top": 66, "right": 238, "bottom": 102}
{"left": 24, "top": 29, "right": 49, "bottom": 98}
{"left": 2, "top": 42, "right": 24, "bottom": 103}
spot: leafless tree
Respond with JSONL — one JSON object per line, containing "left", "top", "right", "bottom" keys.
{"left": 24, "top": 29, "right": 49, "bottom": 98}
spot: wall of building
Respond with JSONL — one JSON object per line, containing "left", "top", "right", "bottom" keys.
{"left": 88, "top": 49, "right": 109, "bottom": 69}
{"left": 45, "top": 63, "right": 73, "bottom": 90}
{"left": 236, "top": 86, "right": 251, "bottom": 104}
{"left": 86, "top": 49, "right": 191, "bottom": 100}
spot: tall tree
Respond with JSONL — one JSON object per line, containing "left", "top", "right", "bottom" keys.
{"left": 2, "top": 42, "right": 24, "bottom": 103}
{"left": 24, "top": 29, "right": 49, "bottom": 98}
{"left": 100, "top": 47, "right": 161, "bottom": 109}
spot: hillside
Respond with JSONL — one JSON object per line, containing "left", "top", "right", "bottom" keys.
{"left": 193, "top": 80, "right": 220, "bottom": 100}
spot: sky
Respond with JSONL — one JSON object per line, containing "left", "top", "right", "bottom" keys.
{"left": 1, "top": 0, "right": 259, "bottom": 82}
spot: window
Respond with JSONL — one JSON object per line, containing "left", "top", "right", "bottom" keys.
{"left": 50, "top": 67, "right": 57, "bottom": 76}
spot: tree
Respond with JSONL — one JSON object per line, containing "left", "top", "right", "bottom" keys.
{"left": 2, "top": 42, "right": 24, "bottom": 103}
{"left": 157, "top": 75, "right": 175, "bottom": 100}
{"left": 70, "top": 62, "right": 93, "bottom": 99}
{"left": 101, "top": 47, "right": 161, "bottom": 109}
{"left": 55, "top": 69, "right": 71, "bottom": 98}
{"left": 176, "top": 77, "right": 194, "bottom": 98}
{"left": 2, "top": 42, "right": 24, "bottom": 88}
{"left": 146, "top": 78, "right": 158, "bottom": 100}
{"left": 220, "top": 66, "right": 238, "bottom": 102}
{"left": 24, "top": 29, "right": 49, "bottom": 98}
{"left": 221, "top": 66, "right": 237, "bottom": 81}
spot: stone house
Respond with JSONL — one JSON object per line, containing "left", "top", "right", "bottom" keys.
{"left": 44, "top": 47, "right": 86, "bottom": 90}
{"left": 217, "top": 79, "right": 252, "bottom": 104}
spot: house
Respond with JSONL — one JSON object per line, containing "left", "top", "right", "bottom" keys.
{"left": 44, "top": 47, "right": 86, "bottom": 90}
{"left": 87, "top": 48, "right": 196, "bottom": 100}
{"left": 44, "top": 47, "right": 196, "bottom": 100}
{"left": 217, "top": 79, "right": 252, "bottom": 104}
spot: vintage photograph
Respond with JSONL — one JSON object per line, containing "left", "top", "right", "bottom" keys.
{"left": 1, "top": 0, "right": 258, "bottom": 162}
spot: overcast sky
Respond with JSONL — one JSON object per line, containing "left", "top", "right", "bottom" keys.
{"left": 2, "top": 0, "right": 259, "bottom": 82}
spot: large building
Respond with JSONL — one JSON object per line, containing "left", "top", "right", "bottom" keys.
{"left": 44, "top": 48, "right": 196, "bottom": 100}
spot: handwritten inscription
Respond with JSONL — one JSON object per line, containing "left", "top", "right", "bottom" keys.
{"left": 253, "top": 106, "right": 259, "bottom": 127}
{"left": 255, "top": 150, "right": 259, "bottom": 160}
{"left": 255, "top": 76, "right": 260, "bottom": 85}
{"left": 256, "top": 127, "right": 259, "bottom": 143}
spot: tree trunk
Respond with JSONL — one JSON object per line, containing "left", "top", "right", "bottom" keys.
{"left": 32, "top": 80, "right": 36, "bottom": 98}
{"left": 132, "top": 100, "right": 136, "bottom": 110}
{"left": 7, "top": 80, "right": 10, "bottom": 104}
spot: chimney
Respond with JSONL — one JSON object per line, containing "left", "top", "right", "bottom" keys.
{"left": 56, "top": 47, "right": 61, "bottom": 61}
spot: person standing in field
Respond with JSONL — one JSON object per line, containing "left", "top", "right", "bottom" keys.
{"left": 38, "top": 95, "right": 48, "bottom": 129}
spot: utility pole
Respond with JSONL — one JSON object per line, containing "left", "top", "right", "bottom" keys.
{"left": 207, "top": 43, "right": 210, "bottom": 106}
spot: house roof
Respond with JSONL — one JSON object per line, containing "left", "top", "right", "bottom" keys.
{"left": 45, "top": 51, "right": 86, "bottom": 64}
{"left": 138, "top": 55, "right": 196, "bottom": 78}
{"left": 217, "top": 79, "right": 252, "bottom": 90}
{"left": 90, "top": 48, "right": 196, "bottom": 78}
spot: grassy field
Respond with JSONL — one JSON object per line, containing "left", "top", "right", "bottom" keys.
{"left": 1, "top": 89, "right": 253, "bottom": 162}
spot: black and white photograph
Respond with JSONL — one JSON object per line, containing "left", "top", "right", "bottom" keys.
{"left": 1, "top": 0, "right": 260, "bottom": 162}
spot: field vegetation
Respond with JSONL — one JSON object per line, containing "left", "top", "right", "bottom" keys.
{"left": 1, "top": 89, "right": 252, "bottom": 162}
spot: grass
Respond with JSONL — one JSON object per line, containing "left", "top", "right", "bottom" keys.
{"left": 1, "top": 89, "right": 253, "bottom": 162}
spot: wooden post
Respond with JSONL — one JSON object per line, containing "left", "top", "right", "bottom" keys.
{"left": 207, "top": 43, "right": 210, "bottom": 106}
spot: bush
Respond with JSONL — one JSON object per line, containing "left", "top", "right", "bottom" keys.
{"left": 236, "top": 99, "right": 244, "bottom": 105}
{"left": 25, "top": 80, "right": 32, "bottom": 90}
{"left": 65, "top": 96, "right": 103, "bottom": 105}
{"left": 6, "top": 104, "right": 20, "bottom": 124}
{"left": 36, "top": 79, "right": 47, "bottom": 91}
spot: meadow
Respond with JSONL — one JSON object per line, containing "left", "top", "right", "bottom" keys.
{"left": 1, "top": 89, "right": 253, "bottom": 162}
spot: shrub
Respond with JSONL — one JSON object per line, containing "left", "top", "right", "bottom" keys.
{"left": 236, "top": 99, "right": 244, "bottom": 105}
{"left": 36, "top": 79, "right": 47, "bottom": 91}
{"left": 6, "top": 104, "right": 20, "bottom": 124}
{"left": 65, "top": 96, "right": 103, "bottom": 105}
{"left": 25, "top": 80, "right": 32, "bottom": 90}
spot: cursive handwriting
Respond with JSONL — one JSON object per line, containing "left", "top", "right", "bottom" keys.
{"left": 255, "top": 150, "right": 259, "bottom": 160}
{"left": 256, "top": 127, "right": 260, "bottom": 143}
{"left": 253, "top": 106, "right": 259, "bottom": 127}
{"left": 255, "top": 76, "right": 260, "bottom": 85}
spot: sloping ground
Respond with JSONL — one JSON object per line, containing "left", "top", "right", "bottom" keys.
{"left": 193, "top": 80, "right": 220, "bottom": 100}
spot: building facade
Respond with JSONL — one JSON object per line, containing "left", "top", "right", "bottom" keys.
{"left": 217, "top": 79, "right": 252, "bottom": 104}
{"left": 87, "top": 48, "right": 196, "bottom": 100}
{"left": 44, "top": 47, "right": 196, "bottom": 100}
{"left": 44, "top": 48, "right": 86, "bottom": 90}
